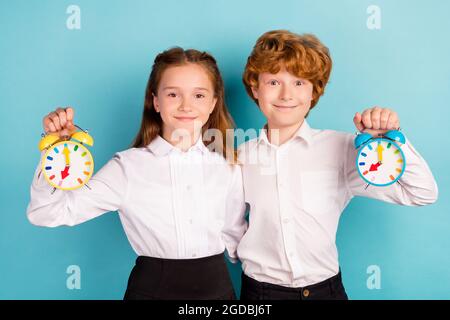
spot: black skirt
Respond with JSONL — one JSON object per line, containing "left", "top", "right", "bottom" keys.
{"left": 123, "top": 252, "right": 236, "bottom": 300}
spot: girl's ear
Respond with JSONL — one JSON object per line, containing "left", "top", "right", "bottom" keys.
{"left": 251, "top": 86, "right": 259, "bottom": 100}
{"left": 152, "top": 93, "right": 160, "bottom": 112}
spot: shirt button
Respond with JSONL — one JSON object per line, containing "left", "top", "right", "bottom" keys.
{"left": 289, "top": 252, "right": 294, "bottom": 257}
{"left": 189, "top": 218, "right": 193, "bottom": 224}
{"left": 303, "top": 289, "right": 310, "bottom": 298}
{"left": 186, "top": 185, "right": 191, "bottom": 191}
{"left": 192, "top": 253, "right": 197, "bottom": 258}
{"left": 283, "top": 218, "right": 289, "bottom": 224}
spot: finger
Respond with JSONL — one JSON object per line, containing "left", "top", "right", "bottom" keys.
{"left": 66, "top": 122, "right": 75, "bottom": 132}
{"left": 371, "top": 107, "right": 381, "bottom": 130}
{"left": 66, "top": 107, "right": 74, "bottom": 129}
{"left": 386, "top": 112, "right": 394, "bottom": 130}
{"left": 49, "top": 112, "right": 62, "bottom": 131}
{"left": 60, "top": 128, "right": 70, "bottom": 137}
{"left": 67, "top": 108, "right": 76, "bottom": 132}
{"left": 380, "top": 108, "right": 390, "bottom": 130}
{"left": 43, "top": 115, "right": 54, "bottom": 133}
{"left": 67, "top": 120, "right": 75, "bottom": 131}
{"left": 65, "top": 107, "right": 74, "bottom": 120}
{"left": 48, "top": 122, "right": 57, "bottom": 133}
{"left": 56, "top": 107, "right": 67, "bottom": 128}
{"left": 361, "top": 109, "right": 372, "bottom": 129}
{"left": 387, "top": 112, "right": 399, "bottom": 130}
{"left": 353, "top": 112, "right": 365, "bottom": 132}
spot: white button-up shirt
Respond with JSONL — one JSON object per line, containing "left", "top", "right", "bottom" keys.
{"left": 237, "top": 120, "right": 438, "bottom": 287}
{"left": 27, "top": 136, "right": 247, "bottom": 261}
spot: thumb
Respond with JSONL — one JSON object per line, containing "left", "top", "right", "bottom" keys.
{"left": 66, "top": 121, "right": 76, "bottom": 133}
{"left": 353, "top": 112, "right": 365, "bottom": 132}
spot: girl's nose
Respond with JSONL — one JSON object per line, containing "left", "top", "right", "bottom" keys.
{"left": 178, "top": 99, "right": 193, "bottom": 112}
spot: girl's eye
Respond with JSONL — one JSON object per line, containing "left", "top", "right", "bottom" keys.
{"left": 295, "top": 80, "right": 303, "bottom": 86}
{"left": 269, "top": 80, "right": 279, "bottom": 86}
{"left": 195, "top": 94, "right": 205, "bottom": 99}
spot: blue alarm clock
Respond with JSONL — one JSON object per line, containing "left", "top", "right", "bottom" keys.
{"left": 354, "top": 130, "right": 406, "bottom": 187}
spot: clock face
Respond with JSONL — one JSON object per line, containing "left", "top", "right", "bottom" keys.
{"left": 356, "top": 138, "right": 405, "bottom": 186}
{"left": 42, "top": 140, "right": 94, "bottom": 190}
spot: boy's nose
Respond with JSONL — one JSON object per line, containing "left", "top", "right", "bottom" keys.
{"left": 279, "top": 86, "right": 293, "bottom": 101}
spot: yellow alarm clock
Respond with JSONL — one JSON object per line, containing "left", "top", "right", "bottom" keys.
{"left": 38, "top": 125, "right": 94, "bottom": 191}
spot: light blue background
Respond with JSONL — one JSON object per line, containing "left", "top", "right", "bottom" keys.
{"left": 1, "top": 0, "right": 448, "bottom": 299}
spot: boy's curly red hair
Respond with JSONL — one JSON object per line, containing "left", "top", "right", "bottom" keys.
{"left": 243, "top": 30, "right": 332, "bottom": 112}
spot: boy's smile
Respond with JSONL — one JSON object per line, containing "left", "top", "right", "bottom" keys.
{"left": 273, "top": 104, "right": 298, "bottom": 111}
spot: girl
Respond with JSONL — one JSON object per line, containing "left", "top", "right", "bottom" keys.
{"left": 27, "top": 47, "right": 247, "bottom": 300}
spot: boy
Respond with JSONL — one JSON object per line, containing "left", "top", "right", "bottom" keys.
{"left": 237, "top": 30, "right": 438, "bottom": 300}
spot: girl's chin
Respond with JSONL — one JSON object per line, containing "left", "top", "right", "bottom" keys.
{"left": 174, "top": 118, "right": 197, "bottom": 123}
{"left": 169, "top": 123, "right": 204, "bottom": 134}
{"left": 172, "top": 118, "right": 204, "bottom": 125}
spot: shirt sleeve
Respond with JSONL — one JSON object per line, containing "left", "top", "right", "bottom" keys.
{"left": 222, "top": 164, "right": 248, "bottom": 263}
{"left": 344, "top": 133, "right": 438, "bottom": 206}
{"left": 26, "top": 151, "right": 128, "bottom": 227}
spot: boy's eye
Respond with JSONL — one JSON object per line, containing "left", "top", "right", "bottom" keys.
{"left": 167, "top": 92, "right": 177, "bottom": 98}
{"left": 195, "top": 93, "right": 205, "bottom": 99}
{"left": 295, "top": 80, "right": 303, "bottom": 86}
{"left": 269, "top": 80, "right": 279, "bottom": 86}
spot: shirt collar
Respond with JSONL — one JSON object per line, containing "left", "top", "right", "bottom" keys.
{"left": 147, "top": 135, "right": 208, "bottom": 156}
{"left": 258, "top": 119, "right": 313, "bottom": 147}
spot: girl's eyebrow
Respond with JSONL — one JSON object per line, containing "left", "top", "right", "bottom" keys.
{"left": 162, "top": 86, "right": 180, "bottom": 91}
{"left": 162, "top": 86, "right": 210, "bottom": 92}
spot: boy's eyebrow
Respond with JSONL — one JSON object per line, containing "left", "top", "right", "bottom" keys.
{"left": 262, "top": 75, "right": 307, "bottom": 81}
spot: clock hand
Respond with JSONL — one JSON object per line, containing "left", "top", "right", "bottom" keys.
{"left": 61, "top": 166, "right": 70, "bottom": 179}
{"left": 60, "top": 145, "right": 71, "bottom": 180}
{"left": 62, "top": 146, "right": 71, "bottom": 166}
{"left": 369, "top": 162, "right": 382, "bottom": 172}
{"left": 376, "top": 144, "right": 384, "bottom": 164}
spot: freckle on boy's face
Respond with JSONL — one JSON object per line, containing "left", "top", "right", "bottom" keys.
{"left": 251, "top": 67, "right": 314, "bottom": 130}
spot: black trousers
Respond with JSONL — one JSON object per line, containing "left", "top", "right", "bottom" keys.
{"left": 124, "top": 252, "right": 236, "bottom": 300}
{"left": 240, "top": 271, "right": 348, "bottom": 300}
